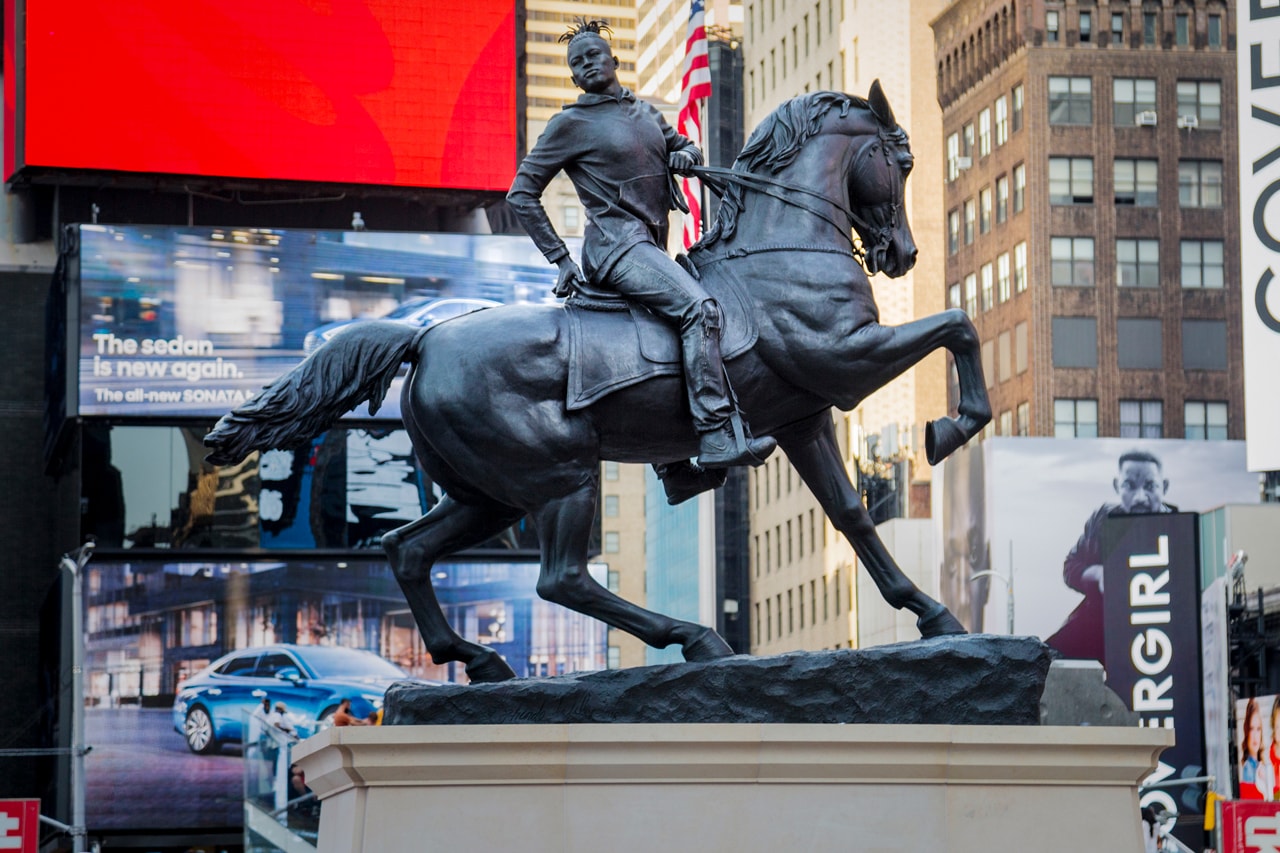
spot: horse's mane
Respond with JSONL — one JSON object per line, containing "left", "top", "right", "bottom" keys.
{"left": 694, "top": 91, "right": 871, "bottom": 250}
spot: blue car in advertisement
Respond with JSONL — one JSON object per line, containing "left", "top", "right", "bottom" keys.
{"left": 172, "top": 644, "right": 413, "bottom": 754}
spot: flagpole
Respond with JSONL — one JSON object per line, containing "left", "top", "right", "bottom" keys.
{"left": 697, "top": 96, "right": 710, "bottom": 239}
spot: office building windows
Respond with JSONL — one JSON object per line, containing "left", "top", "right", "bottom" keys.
{"left": 980, "top": 186, "right": 993, "bottom": 233}
{"left": 948, "top": 209, "right": 960, "bottom": 255}
{"left": 1015, "top": 321, "right": 1028, "bottom": 373}
{"left": 1120, "top": 400, "right": 1163, "bottom": 438}
{"left": 997, "top": 252, "right": 1011, "bottom": 302}
{"left": 978, "top": 107, "right": 991, "bottom": 157}
{"left": 1048, "top": 76, "right": 1091, "bottom": 124}
{"left": 999, "top": 410, "right": 1013, "bottom": 435}
{"left": 962, "top": 122, "right": 975, "bottom": 159}
{"left": 1115, "top": 159, "right": 1158, "bottom": 206}
{"left": 1012, "top": 163, "right": 1026, "bottom": 213}
{"left": 1016, "top": 401, "right": 1030, "bottom": 436}
{"left": 1185, "top": 401, "right": 1228, "bottom": 440}
{"left": 1080, "top": 11, "right": 1092, "bottom": 42}
{"left": 1049, "top": 157, "right": 1094, "bottom": 205}
{"left": 1114, "top": 78, "right": 1157, "bottom": 126}
{"left": 1117, "top": 318, "right": 1163, "bottom": 369}
{"left": 1054, "top": 399, "right": 1099, "bottom": 437}
{"left": 1175, "top": 13, "right": 1189, "bottom": 46}
{"left": 1208, "top": 15, "right": 1222, "bottom": 48}
{"left": 1143, "top": 12, "right": 1157, "bottom": 46}
{"left": 995, "top": 95, "right": 1009, "bottom": 146}
{"left": 946, "top": 132, "right": 960, "bottom": 181}
{"left": 981, "top": 262, "right": 994, "bottom": 311}
{"left": 948, "top": 282, "right": 961, "bottom": 310}
{"left": 995, "top": 175, "right": 1010, "bottom": 223}
{"left": 1116, "top": 238, "right": 1160, "bottom": 288}
{"left": 1051, "top": 237, "right": 1095, "bottom": 286}
{"left": 964, "top": 273, "right": 978, "bottom": 317}
{"left": 1182, "top": 320, "right": 1228, "bottom": 370}
{"left": 998, "top": 330, "right": 1012, "bottom": 381}
{"left": 1111, "top": 12, "right": 1126, "bottom": 44}
{"left": 1179, "top": 161, "right": 1224, "bottom": 208}
{"left": 1047, "top": 10, "right": 1060, "bottom": 42}
{"left": 964, "top": 198, "right": 976, "bottom": 244}
{"left": 1052, "top": 317, "right": 1098, "bottom": 368}
{"left": 1014, "top": 241, "right": 1028, "bottom": 292}
{"left": 1181, "top": 240, "right": 1225, "bottom": 289}
{"left": 1012, "top": 84, "right": 1024, "bottom": 132}
{"left": 1177, "top": 81, "right": 1222, "bottom": 128}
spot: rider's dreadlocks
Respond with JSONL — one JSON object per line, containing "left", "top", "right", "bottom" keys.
{"left": 559, "top": 18, "right": 612, "bottom": 44}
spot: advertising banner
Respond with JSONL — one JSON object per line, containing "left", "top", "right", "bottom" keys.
{"left": 1235, "top": 695, "right": 1280, "bottom": 802}
{"left": 1237, "top": 2, "right": 1280, "bottom": 472}
{"left": 1101, "top": 513, "right": 1204, "bottom": 842}
{"left": 1222, "top": 800, "right": 1280, "bottom": 853}
{"left": 935, "top": 437, "right": 1259, "bottom": 644}
{"left": 7, "top": 1, "right": 518, "bottom": 191}
{"left": 70, "top": 224, "right": 568, "bottom": 421}
{"left": 0, "top": 800, "right": 38, "bottom": 853}
{"left": 1205, "top": 576, "right": 1234, "bottom": 808}
{"left": 82, "top": 557, "right": 608, "bottom": 831}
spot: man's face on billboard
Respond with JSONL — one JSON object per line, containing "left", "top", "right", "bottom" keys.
{"left": 1114, "top": 459, "right": 1168, "bottom": 513}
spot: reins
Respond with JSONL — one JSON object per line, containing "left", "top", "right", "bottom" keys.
{"left": 687, "top": 129, "right": 904, "bottom": 266}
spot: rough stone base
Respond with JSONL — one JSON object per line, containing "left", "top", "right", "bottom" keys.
{"left": 385, "top": 634, "right": 1056, "bottom": 726}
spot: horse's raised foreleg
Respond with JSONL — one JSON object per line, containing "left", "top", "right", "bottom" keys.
{"left": 781, "top": 418, "right": 965, "bottom": 638}
{"left": 531, "top": 483, "right": 733, "bottom": 661}
{"left": 842, "top": 309, "right": 990, "bottom": 465}
{"left": 382, "top": 495, "right": 525, "bottom": 683}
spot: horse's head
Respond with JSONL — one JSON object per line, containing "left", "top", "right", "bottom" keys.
{"left": 696, "top": 82, "right": 917, "bottom": 279}
{"left": 845, "top": 80, "right": 916, "bottom": 278}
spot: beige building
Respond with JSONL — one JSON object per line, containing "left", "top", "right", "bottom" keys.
{"left": 742, "top": 0, "right": 949, "bottom": 654}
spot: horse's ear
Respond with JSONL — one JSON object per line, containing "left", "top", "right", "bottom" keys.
{"left": 868, "top": 79, "right": 896, "bottom": 128}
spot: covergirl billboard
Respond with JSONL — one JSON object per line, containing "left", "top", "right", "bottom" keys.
{"left": 63, "top": 224, "right": 569, "bottom": 422}
{"left": 4, "top": 0, "right": 518, "bottom": 191}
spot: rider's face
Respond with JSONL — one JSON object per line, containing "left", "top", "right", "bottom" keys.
{"left": 568, "top": 35, "right": 619, "bottom": 94}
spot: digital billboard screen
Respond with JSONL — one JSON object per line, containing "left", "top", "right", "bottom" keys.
{"left": 5, "top": 0, "right": 518, "bottom": 191}
{"left": 83, "top": 556, "right": 609, "bottom": 832}
{"left": 67, "top": 224, "right": 570, "bottom": 421}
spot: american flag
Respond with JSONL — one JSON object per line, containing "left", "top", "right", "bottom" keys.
{"left": 677, "top": 0, "right": 712, "bottom": 249}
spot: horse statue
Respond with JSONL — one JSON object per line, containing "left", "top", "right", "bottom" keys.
{"left": 205, "top": 81, "right": 992, "bottom": 683}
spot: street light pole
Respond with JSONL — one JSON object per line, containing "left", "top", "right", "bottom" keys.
{"left": 60, "top": 540, "right": 95, "bottom": 853}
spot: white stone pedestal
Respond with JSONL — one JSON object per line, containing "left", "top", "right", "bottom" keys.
{"left": 294, "top": 723, "right": 1171, "bottom": 853}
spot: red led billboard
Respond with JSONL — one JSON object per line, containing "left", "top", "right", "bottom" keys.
{"left": 5, "top": 0, "right": 517, "bottom": 191}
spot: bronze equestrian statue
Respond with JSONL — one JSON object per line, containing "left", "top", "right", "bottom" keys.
{"left": 507, "top": 19, "right": 774, "bottom": 506}
{"left": 205, "top": 64, "right": 991, "bottom": 682}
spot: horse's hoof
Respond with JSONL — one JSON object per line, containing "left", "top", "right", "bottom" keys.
{"left": 925, "top": 417, "right": 968, "bottom": 466}
{"left": 917, "top": 604, "right": 967, "bottom": 638}
{"left": 683, "top": 627, "right": 734, "bottom": 662}
{"left": 465, "top": 650, "right": 516, "bottom": 683}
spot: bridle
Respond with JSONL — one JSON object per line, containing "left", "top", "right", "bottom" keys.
{"left": 688, "top": 125, "right": 906, "bottom": 265}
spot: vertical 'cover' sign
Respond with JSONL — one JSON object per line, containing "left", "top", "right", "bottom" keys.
{"left": 1239, "top": 2, "right": 1280, "bottom": 472}
{"left": 1102, "top": 513, "right": 1204, "bottom": 846}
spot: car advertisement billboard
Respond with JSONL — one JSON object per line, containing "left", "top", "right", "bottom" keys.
{"left": 5, "top": 0, "right": 518, "bottom": 191}
{"left": 82, "top": 556, "right": 609, "bottom": 832}
{"left": 67, "top": 224, "right": 569, "bottom": 421}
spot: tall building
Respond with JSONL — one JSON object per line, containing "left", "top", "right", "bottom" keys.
{"left": 932, "top": 0, "right": 1242, "bottom": 442}
{"left": 741, "top": 0, "right": 949, "bottom": 653}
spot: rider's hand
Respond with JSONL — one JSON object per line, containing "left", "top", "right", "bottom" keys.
{"left": 554, "top": 257, "right": 584, "bottom": 298}
{"left": 669, "top": 149, "right": 698, "bottom": 176}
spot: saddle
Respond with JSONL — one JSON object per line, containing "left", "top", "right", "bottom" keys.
{"left": 564, "top": 260, "right": 758, "bottom": 411}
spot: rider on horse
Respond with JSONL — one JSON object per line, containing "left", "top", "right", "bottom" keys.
{"left": 506, "top": 18, "right": 775, "bottom": 500}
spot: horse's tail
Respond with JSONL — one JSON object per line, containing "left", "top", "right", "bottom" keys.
{"left": 204, "top": 320, "right": 422, "bottom": 466}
